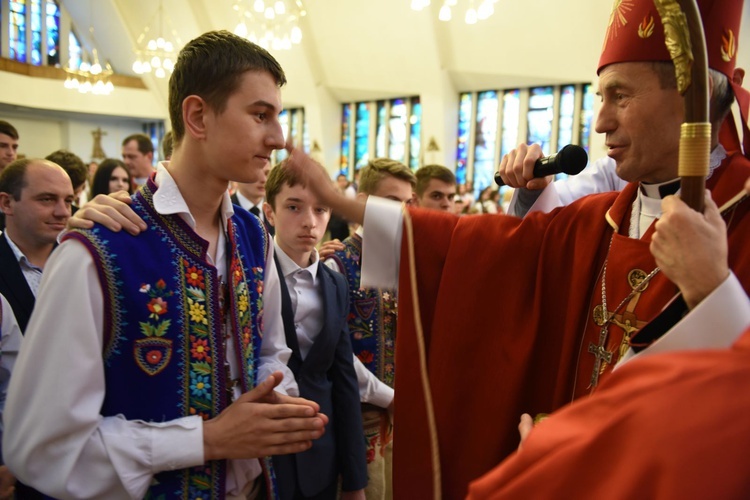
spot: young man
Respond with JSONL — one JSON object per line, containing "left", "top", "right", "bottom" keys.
{"left": 4, "top": 31, "right": 327, "bottom": 499}
{"left": 414, "top": 164, "right": 456, "bottom": 211}
{"left": 263, "top": 164, "right": 366, "bottom": 500}
{"left": 121, "top": 132, "right": 155, "bottom": 188}
{"left": 324, "top": 158, "right": 416, "bottom": 500}
{"left": 0, "top": 121, "right": 19, "bottom": 172}
{"left": 232, "top": 162, "right": 275, "bottom": 236}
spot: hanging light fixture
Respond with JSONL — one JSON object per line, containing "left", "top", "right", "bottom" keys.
{"left": 63, "top": 12, "right": 114, "bottom": 97}
{"left": 411, "top": 0, "right": 499, "bottom": 24}
{"left": 132, "top": 0, "right": 179, "bottom": 78}
{"left": 232, "top": 0, "right": 306, "bottom": 51}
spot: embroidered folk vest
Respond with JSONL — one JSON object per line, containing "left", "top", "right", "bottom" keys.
{"left": 64, "top": 180, "right": 275, "bottom": 499}
{"left": 329, "top": 234, "right": 397, "bottom": 388}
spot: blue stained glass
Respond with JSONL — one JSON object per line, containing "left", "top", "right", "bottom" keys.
{"left": 68, "top": 31, "right": 82, "bottom": 69}
{"left": 340, "top": 104, "right": 353, "bottom": 175}
{"left": 46, "top": 0, "right": 61, "bottom": 65}
{"left": 473, "top": 90, "right": 499, "bottom": 197}
{"left": 500, "top": 90, "right": 520, "bottom": 158}
{"left": 354, "top": 102, "right": 370, "bottom": 170}
{"left": 31, "top": 0, "right": 42, "bottom": 65}
{"left": 10, "top": 1, "right": 27, "bottom": 63}
{"left": 557, "top": 85, "right": 576, "bottom": 151}
{"left": 580, "top": 84, "right": 595, "bottom": 152}
{"left": 388, "top": 99, "right": 407, "bottom": 162}
{"left": 455, "top": 92, "right": 473, "bottom": 186}
{"left": 527, "top": 86, "right": 554, "bottom": 155}
{"left": 409, "top": 97, "right": 422, "bottom": 171}
{"left": 275, "top": 109, "right": 290, "bottom": 163}
{"left": 375, "top": 101, "right": 387, "bottom": 157}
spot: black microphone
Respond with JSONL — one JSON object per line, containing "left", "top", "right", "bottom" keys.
{"left": 494, "top": 144, "right": 588, "bottom": 187}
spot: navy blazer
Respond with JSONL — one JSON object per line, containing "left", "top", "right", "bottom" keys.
{"left": 272, "top": 256, "right": 367, "bottom": 498}
{"left": 0, "top": 234, "right": 35, "bottom": 333}
{"left": 230, "top": 193, "right": 275, "bottom": 237}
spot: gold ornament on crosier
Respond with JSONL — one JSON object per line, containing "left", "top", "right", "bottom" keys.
{"left": 653, "top": 0, "right": 694, "bottom": 94}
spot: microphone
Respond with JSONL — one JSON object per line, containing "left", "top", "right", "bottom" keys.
{"left": 494, "top": 144, "right": 588, "bottom": 187}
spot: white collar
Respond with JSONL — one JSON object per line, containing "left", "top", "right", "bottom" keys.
{"left": 274, "top": 241, "right": 320, "bottom": 280}
{"left": 152, "top": 162, "right": 234, "bottom": 229}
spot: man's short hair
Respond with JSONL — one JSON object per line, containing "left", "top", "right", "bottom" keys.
{"left": 358, "top": 158, "right": 416, "bottom": 195}
{"left": 0, "top": 158, "right": 32, "bottom": 199}
{"left": 415, "top": 164, "right": 457, "bottom": 197}
{"left": 264, "top": 161, "right": 299, "bottom": 209}
{"left": 0, "top": 120, "right": 19, "bottom": 140}
{"left": 45, "top": 149, "right": 88, "bottom": 189}
{"left": 168, "top": 30, "right": 286, "bottom": 145}
{"left": 162, "top": 130, "right": 174, "bottom": 159}
{"left": 122, "top": 133, "right": 154, "bottom": 155}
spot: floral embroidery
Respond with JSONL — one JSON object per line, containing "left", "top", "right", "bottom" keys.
{"left": 190, "top": 372, "right": 211, "bottom": 398}
{"left": 147, "top": 297, "right": 168, "bottom": 318}
{"left": 146, "top": 350, "right": 163, "bottom": 365}
{"left": 182, "top": 257, "right": 214, "bottom": 415}
{"left": 358, "top": 350, "right": 374, "bottom": 365}
{"left": 135, "top": 278, "right": 175, "bottom": 376}
{"left": 190, "top": 337, "right": 211, "bottom": 361}
{"left": 186, "top": 266, "right": 205, "bottom": 289}
{"left": 188, "top": 298, "right": 208, "bottom": 325}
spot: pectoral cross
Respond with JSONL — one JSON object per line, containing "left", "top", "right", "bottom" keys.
{"left": 588, "top": 327, "right": 613, "bottom": 388}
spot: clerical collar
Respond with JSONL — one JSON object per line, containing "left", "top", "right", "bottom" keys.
{"left": 639, "top": 179, "right": 681, "bottom": 199}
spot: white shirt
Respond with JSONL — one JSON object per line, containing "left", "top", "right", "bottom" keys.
{"left": 275, "top": 243, "right": 324, "bottom": 360}
{"left": 3, "top": 164, "right": 297, "bottom": 499}
{"left": 3, "top": 231, "right": 44, "bottom": 296}
{"left": 234, "top": 191, "right": 267, "bottom": 222}
{"left": 358, "top": 193, "right": 748, "bottom": 360}
{"left": 0, "top": 294, "right": 21, "bottom": 461}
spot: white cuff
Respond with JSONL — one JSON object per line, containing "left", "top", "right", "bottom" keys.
{"left": 361, "top": 196, "right": 403, "bottom": 290}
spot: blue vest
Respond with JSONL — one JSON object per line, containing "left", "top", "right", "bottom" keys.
{"left": 329, "top": 234, "right": 397, "bottom": 388}
{"left": 64, "top": 180, "right": 277, "bottom": 499}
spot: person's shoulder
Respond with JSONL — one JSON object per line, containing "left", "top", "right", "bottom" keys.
{"left": 320, "top": 262, "right": 348, "bottom": 290}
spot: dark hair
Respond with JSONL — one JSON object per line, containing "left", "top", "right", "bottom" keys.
{"left": 168, "top": 30, "right": 286, "bottom": 145}
{"left": 161, "top": 130, "right": 174, "bottom": 159}
{"left": 415, "top": 164, "right": 457, "bottom": 197}
{"left": 45, "top": 149, "right": 87, "bottom": 190}
{"left": 264, "top": 161, "right": 299, "bottom": 210}
{"left": 0, "top": 158, "right": 33, "bottom": 199}
{"left": 122, "top": 133, "right": 154, "bottom": 154}
{"left": 358, "top": 158, "right": 416, "bottom": 195}
{"left": 90, "top": 159, "right": 132, "bottom": 198}
{"left": 0, "top": 120, "right": 19, "bottom": 140}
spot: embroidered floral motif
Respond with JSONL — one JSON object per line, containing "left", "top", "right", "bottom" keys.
{"left": 135, "top": 278, "right": 175, "bottom": 376}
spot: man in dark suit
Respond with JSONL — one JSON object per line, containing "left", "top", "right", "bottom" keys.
{"left": 0, "top": 159, "right": 75, "bottom": 332}
{"left": 263, "top": 163, "right": 366, "bottom": 499}
{"left": 232, "top": 162, "right": 275, "bottom": 236}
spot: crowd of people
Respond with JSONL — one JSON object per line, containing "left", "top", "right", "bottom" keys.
{"left": 0, "top": 0, "right": 749, "bottom": 498}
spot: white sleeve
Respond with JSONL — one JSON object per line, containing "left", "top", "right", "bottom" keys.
{"left": 361, "top": 197, "right": 403, "bottom": 290}
{"left": 3, "top": 241, "right": 204, "bottom": 500}
{"left": 323, "top": 258, "right": 343, "bottom": 273}
{"left": 0, "top": 294, "right": 22, "bottom": 460}
{"left": 617, "top": 272, "right": 750, "bottom": 367}
{"left": 259, "top": 241, "right": 299, "bottom": 397}
{"left": 551, "top": 156, "right": 626, "bottom": 206}
{"left": 353, "top": 355, "right": 394, "bottom": 408}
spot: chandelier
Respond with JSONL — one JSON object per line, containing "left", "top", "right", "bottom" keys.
{"left": 132, "top": 0, "right": 178, "bottom": 78}
{"left": 232, "top": 0, "right": 306, "bottom": 51}
{"left": 411, "top": 0, "right": 498, "bottom": 24}
{"left": 63, "top": 24, "right": 114, "bottom": 96}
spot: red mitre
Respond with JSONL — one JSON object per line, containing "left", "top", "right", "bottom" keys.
{"left": 598, "top": 0, "right": 750, "bottom": 157}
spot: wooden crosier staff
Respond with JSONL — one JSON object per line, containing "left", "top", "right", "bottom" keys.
{"left": 655, "top": 0, "right": 710, "bottom": 212}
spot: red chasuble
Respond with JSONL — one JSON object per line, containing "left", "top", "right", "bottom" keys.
{"left": 466, "top": 326, "right": 750, "bottom": 499}
{"left": 393, "top": 152, "right": 750, "bottom": 499}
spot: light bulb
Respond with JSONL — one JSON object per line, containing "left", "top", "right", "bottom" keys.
{"left": 274, "top": 0, "right": 285, "bottom": 14}
{"left": 291, "top": 26, "right": 302, "bottom": 43}
{"left": 80, "top": 81, "right": 92, "bottom": 94}
{"left": 165, "top": 41, "right": 174, "bottom": 52}
{"left": 156, "top": 37, "right": 165, "bottom": 48}
{"left": 94, "top": 80, "right": 105, "bottom": 94}
{"left": 71, "top": 77, "right": 80, "bottom": 89}
{"left": 155, "top": 67, "right": 166, "bottom": 78}
{"left": 465, "top": 7, "right": 477, "bottom": 24}
{"left": 147, "top": 39, "right": 157, "bottom": 51}
{"left": 254, "top": 0, "right": 264, "bottom": 12}
{"left": 163, "top": 58, "right": 174, "bottom": 71}
{"left": 439, "top": 5, "right": 451, "bottom": 20}
{"left": 80, "top": 61, "right": 90, "bottom": 72}
{"left": 151, "top": 56, "right": 161, "bottom": 68}
{"left": 133, "top": 60, "right": 143, "bottom": 73}
{"left": 90, "top": 63, "right": 102, "bottom": 75}
{"left": 265, "top": 7, "right": 275, "bottom": 19}
{"left": 477, "top": 1, "right": 493, "bottom": 19}
{"left": 142, "top": 61, "right": 152, "bottom": 73}
{"left": 281, "top": 36, "right": 292, "bottom": 50}
{"left": 446, "top": 0, "right": 457, "bottom": 6}
{"left": 105, "top": 81, "right": 114, "bottom": 93}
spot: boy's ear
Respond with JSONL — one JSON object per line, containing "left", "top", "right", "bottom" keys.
{"left": 262, "top": 201, "right": 276, "bottom": 227}
{"left": 183, "top": 95, "right": 208, "bottom": 141}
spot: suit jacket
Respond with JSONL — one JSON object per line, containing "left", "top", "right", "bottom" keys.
{"left": 0, "top": 234, "right": 35, "bottom": 333}
{"left": 272, "top": 256, "right": 367, "bottom": 498}
{"left": 230, "top": 193, "right": 275, "bottom": 236}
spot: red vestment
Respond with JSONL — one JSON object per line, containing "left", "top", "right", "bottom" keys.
{"left": 393, "top": 152, "right": 750, "bottom": 499}
{"left": 466, "top": 326, "right": 750, "bottom": 499}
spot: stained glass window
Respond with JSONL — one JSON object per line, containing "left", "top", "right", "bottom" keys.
{"left": 388, "top": 98, "right": 407, "bottom": 163}
{"left": 557, "top": 85, "right": 576, "bottom": 151}
{"left": 579, "top": 84, "right": 595, "bottom": 152}
{"left": 375, "top": 101, "right": 387, "bottom": 157}
{"left": 500, "top": 89, "right": 520, "bottom": 158}
{"left": 354, "top": 102, "right": 370, "bottom": 170}
{"left": 68, "top": 31, "right": 82, "bottom": 69}
{"left": 455, "top": 92, "right": 473, "bottom": 186}
{"left": 10, "top": 1, "right": 27, "bottom": 63}
{"left": 340, "top": 103, "right": 353, "bottom": 175}
{"left": 46, "top": 0, "right": 60, "bottom": 65}
{"left": 527, "top": 86, "right": 554, "bottom": 155}
{"left": 473, "top": 91, "right": 499, "bottom": 196}
{"left": 275, "top": 109, "right": 290, "bottom": 163}
{"left": 31, "top": 0, "right": 42, "bottom": 65}
{"left": 409, "top": 97, "right": 422, "bottom": 170}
